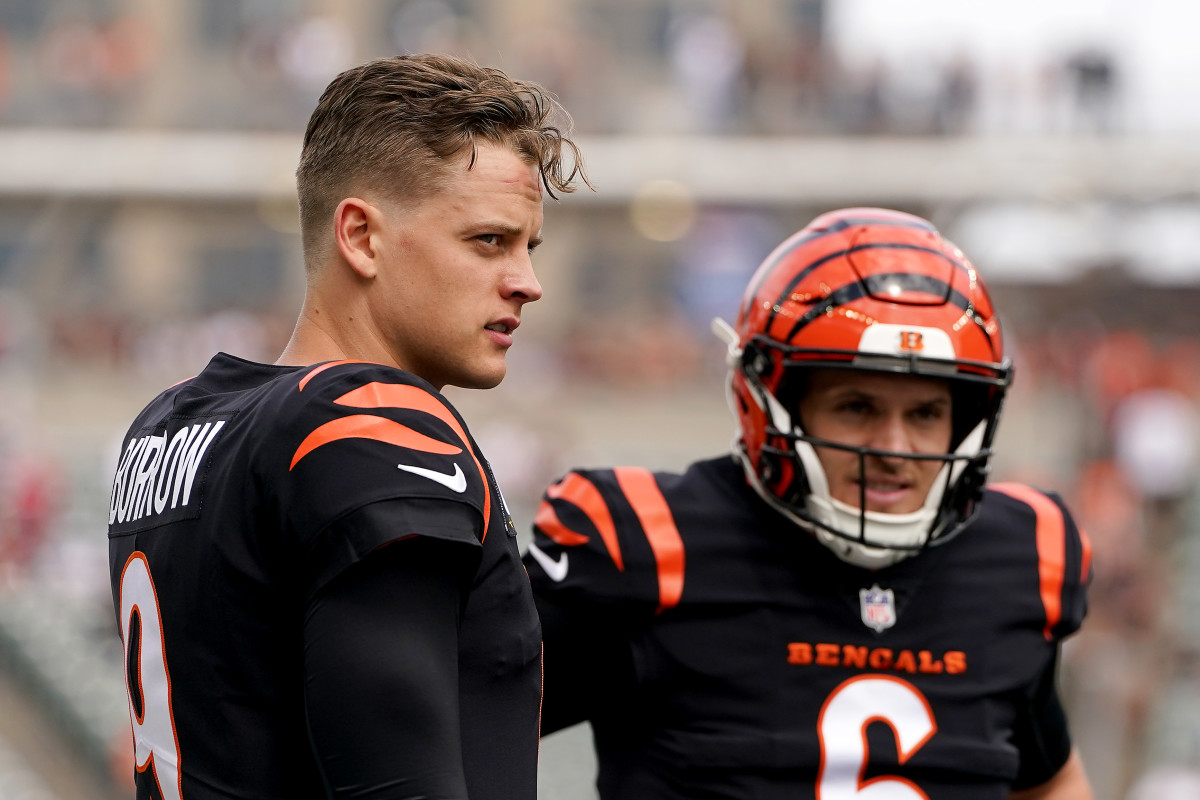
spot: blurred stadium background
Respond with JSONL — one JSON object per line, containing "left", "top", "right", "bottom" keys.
{"left": 1, "top": 0, "right": 1200, "bottom": 798}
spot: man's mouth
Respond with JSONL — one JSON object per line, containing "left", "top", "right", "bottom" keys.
{"left": 858, "top": 477, "right": 913, "bottom": 508}
{"left": 484, "top": 319, "right": 519, "bottom": 345}
{"left": 862, "top": 478, "right": 909, "bottom": 492}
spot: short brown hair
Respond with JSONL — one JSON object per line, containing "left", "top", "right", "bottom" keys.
{"left": 295, "top": 54, "right": 587, "bottom": 257}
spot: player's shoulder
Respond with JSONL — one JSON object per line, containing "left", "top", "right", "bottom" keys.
{"left": 534, "top": 456, "right": 729, "bottom": 549}
{"left": 531, "top": 463, "right": 679, "bottom": 564}
{"left": 979, "top": 481, "right": 1078, "bottom": 535}
{"left": 269, "top": 358, "right": 473, "bottom": 447}
{"left": 269, "top": 359, "right": 496, "bottom": 546}
{"left": 278, "top": 359, "right": 449, "bottom": 414}
{"left": 115, "top": 352, "right": 294, "bottom": 464}
{"left": 275, "top": 357, "right": 484, "bottom": 467}
{"left": 525, "top": 456, "right": 739, "bottom": 612}
{"left": 974, "top": 480, "right": 1093, "bottom": 637}
{"left": 543, "top": 454, "right": 739, "bottom": 509}
{"left": 976, "top": 481, "right": 1086, "bottom": 558}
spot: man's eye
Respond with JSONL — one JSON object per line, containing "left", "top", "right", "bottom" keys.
{"left": 477, "top": 234, "right": 500, "bottom": 246}
{"left": 913, "top": 406, "right": 946, "bottom": 422}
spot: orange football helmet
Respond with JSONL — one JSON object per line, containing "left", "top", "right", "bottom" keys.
{"left": 713, "top": 208, "right": 1012, "bottom": 568}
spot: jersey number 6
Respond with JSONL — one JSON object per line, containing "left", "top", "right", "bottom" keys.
{"left": 119, "top": 552, "right": 184, "bottom": 800}
{"left": 817, "top": 675, "right": 937, "bottom": 800}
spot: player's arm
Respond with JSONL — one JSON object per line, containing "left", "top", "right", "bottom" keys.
{"left": 526, "top": 469, "right": 654, "bottom": 735}
{"left": 535, "top": 588, "right": 637, "bottom": 734}
{"left": 1007, "top": 646, "right": 1092, "bottom": 800}
{"left": 1008, "top": 749, "right": 1092, "bottom": 800}
{"left": 303, "top": 519, "right": 479, "bottom": 799}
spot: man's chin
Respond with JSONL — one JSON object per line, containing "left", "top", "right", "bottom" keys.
{"left": 454, "top": 367, "right": 506, "bottom": 391}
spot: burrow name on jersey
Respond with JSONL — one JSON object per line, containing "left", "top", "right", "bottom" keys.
{"left": 109, "top": 418, "right": 227, "bottom": 529}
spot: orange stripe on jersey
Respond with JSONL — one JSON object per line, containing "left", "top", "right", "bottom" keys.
{"left": 1079, "top": 525, "right": 1093, "bottom": 583}
{"left": 293, "top": 376, "right": 494, "bottom": 541}
{"left": 990, "top": 483, "right": 1065, "bottom": 641}
{"left": 613, "top": 467, "right": 684, "bottom": 613}
{"left": 335, "top": 383, "right": 471, "bottom": 446}
{"left": 298, "top": 360, "right": 376, "bottom": 391}
{"left": 546, "top": 474, "right": 623, "bottom": 569}
{"left": 290, "top": 415, "right": 461, "bottom": 469}
{"left": 335, "top": 381, "right": 493, "bottom": 542}
{"left": 533, "top": 501, "right": 590, "bottom": 547}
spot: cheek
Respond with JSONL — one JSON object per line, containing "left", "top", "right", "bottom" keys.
{"left": 812, "top": 445, "right": 857, "bottom": 481}
{"left": 799, "top": 409, "right": 841, "bottom": 442}
{"left": 915, "top": 424, "right": 954, "bottom": 455}
{"left": 917, "top": 455, "right": 946, "bottom": 479}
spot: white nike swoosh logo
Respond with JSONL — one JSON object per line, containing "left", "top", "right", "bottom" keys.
{"left": 527, "top": 541, "right": 568, "bottom": 582}
{"left": 397, "top": 462, "right": 467, "bottom": 493}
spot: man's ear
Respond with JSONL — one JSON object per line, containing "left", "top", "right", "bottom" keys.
{"left": 333, "top": 197, "right": 383, "bottom": 279}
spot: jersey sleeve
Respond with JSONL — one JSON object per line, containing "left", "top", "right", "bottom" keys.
{"left": 987, "top": 482, "right": 1093, "bottom": 642}
{"left": 524, "top": 467, "right": 680, "bottom": 614}
{"left": 268, "top": 362, "right": 492, "bottom": 595}
{"left": 1009, "top": 650, "right": 1073, "bottom": 789}
{"left": 525, "top": 466, "right": 686, "bottom": 733}
{"left": 985, "top": 483, "right": 1091, "bottom": 787}
{"left": 1057, "top": 496, "right": 1092, "bottom": 639}
{"left": 304, "top": 535, "right": 478, "bottom": 797}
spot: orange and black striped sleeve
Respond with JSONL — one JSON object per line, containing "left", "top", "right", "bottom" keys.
{"left": 991, "top": 482, "right": 1093, "bottom": 642}
{"left": 278, "top": 361, "right": 491, "bottom": 596}
{"left": 525, "top": 466, "right": 689, "bottom": 733}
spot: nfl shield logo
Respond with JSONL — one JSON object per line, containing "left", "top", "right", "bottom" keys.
{"left": 859, "top": 584, "right": 896, "bottom": 632}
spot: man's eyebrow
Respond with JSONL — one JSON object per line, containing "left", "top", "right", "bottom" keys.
{"left": 468, "top": 221, "right": 542, "bottom": 248}
{"left": 469, "top": 221, "right": 523, "bottom": 235}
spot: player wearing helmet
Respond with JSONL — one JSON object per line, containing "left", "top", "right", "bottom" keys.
{"left": 716, "top": 206, "right": 1011, "bottom": 570}
{"left": 526, "top": 208, "right": 1093, "bottom": 799}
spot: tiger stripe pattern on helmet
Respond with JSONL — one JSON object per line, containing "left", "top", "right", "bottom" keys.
{"left": 721, "top": 207, "right": 1013, "bottom": 567}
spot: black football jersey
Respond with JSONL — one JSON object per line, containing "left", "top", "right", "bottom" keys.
{"left": 108, "top": 353, "right": 541, "bottom": 800}
{"left": 525, "top": 455, "right": 1092, "bottom": 800}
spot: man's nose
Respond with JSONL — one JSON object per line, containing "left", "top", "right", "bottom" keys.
{"left": 504, "top": 252, "right": 543, "bottom": 304}
{"left": 869, "top": 414, "right": 914, "bottom": 459}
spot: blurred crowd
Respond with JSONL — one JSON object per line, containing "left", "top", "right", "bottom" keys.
{"left": 0, "top": 1, "right": 1124, "bottom": 137}
{"left": 0, "top": 1, "right": 1196, "bottom": 799}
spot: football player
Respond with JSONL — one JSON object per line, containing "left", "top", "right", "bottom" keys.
{"left": 526, "top": 208, "right": 1093, "bottom": 799}
{"left": 108, "top": 55, "right": 585, "bottom": 800}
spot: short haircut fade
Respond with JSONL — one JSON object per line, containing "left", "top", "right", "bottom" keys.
{"left": 295, "top": 53, "right": 587, "bottom": 256}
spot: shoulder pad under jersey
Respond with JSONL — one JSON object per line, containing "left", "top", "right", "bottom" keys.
{"left": 525, "top": 466, "right": 686, "bottom": 617}
{"left": 274, "top": 360, "right": 494, "bottom": 545}
{"left": 985, "top": 482, "right": 1093, "bottom": 641}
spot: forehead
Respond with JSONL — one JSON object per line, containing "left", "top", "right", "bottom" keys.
{"left": 804, "top": 368, "right": 951, "bottom": 399}
{"left": 443, "top": 141, "right": 543, "bottom": 201}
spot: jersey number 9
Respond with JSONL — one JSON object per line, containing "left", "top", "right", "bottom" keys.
{"left": 119, "top": 552, "right": 184, "bottom": 800}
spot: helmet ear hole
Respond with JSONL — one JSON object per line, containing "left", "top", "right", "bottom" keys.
{"left": 774, "top": 369, "right": 810, "bottom": 424}
{"left": 759, "top": 452, "right": 778, "bottom": 483}
{"left": 950, "top": 384, "right": 991, "bottom": 450}
{"left": 742, "top": 341, "right": 778, "bottom": 384}
{"left": 779, "top": 457, "right": 811, "bottom": 509}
